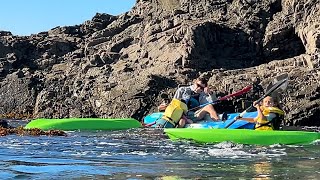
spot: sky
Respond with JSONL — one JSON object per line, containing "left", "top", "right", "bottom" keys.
{"left": 0, "top": 0, "right": 136, "bottom": 36}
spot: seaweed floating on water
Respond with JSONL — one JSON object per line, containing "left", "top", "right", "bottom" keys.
{"left": 0, "top": 126, "right": 67, "bottom": 136}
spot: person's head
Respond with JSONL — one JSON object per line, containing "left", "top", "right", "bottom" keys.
{"left": 262, "top": 96, "right": 275, "bottom": 107}
{"left": 193, "top": 77, "right": 208, "bottom": 93}
{"left": 161, "top": 98, "right": 170, "bottom": 104}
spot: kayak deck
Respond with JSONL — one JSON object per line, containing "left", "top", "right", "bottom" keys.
{"left": 25, "top": 118, "right": 141, "bottom": 131}
{"left": 164, "top": 128, "right": 320, "bottom": 145}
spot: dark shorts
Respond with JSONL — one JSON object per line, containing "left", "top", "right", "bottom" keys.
{"left": 155, "top": 118, "right": 175, "bottom": 128}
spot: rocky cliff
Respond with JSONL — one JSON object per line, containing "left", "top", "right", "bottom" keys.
{"left": 0, "top": 0, "right": 319, "bottom": 126}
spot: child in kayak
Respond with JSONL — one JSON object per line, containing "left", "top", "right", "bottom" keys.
{"left": 155, "top": 98, "right": 193, "bottom": 128}
{"left": 236, "top": 96, "right": 284, "bottom": 130}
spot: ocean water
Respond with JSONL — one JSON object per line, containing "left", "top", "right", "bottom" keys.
{"left": 0, "top": 125, "right": 319, "bottom": 179}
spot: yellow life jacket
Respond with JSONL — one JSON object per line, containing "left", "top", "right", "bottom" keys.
{"left": 162, "top": 99, "right": 188, "bottom": 125}
{"left": 255, "top": 106, "right": 285, "bottom": 130}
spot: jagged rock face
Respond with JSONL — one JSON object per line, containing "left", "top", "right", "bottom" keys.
{"left": 0, "top": 0, "right": 319, "bottom": 126}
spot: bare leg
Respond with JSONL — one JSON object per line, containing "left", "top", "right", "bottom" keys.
{"left": 196, "top": 104, "right": 219, "bottom": 121}
{"left": 178, "top": 119, "right": 186, "bottom": 128}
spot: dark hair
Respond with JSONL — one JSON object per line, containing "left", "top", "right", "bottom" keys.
{"left": 196, "top": 77, "right": 208, "bottom": 87}
{"left": 162, "top": 98, "right": 170, "bottom": 104}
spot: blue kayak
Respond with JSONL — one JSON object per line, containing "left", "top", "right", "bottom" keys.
{"left": 143, "top": 111, "right": 257, "bottom": 129}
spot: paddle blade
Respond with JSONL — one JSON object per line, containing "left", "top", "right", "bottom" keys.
{"left": 265, "top": 73, "right": 289, "bottom": 101}
{"left": 275, "top": 73, "right": 289, "bottom": 91}
{"left": 263, "top": 74, "right": 288, "bottom": 98}
{"left": 266, "top": 73, "right": 288, "bottom": 93}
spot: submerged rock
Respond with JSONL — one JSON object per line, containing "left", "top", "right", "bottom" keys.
{"left": 0, "top": 126, "right": 66, "bottom": 136}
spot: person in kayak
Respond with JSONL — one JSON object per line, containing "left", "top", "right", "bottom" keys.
{"left": 155, "top": 98, "right": 193, "bottom": 128}
{"left": 173, "top": 77, "right": 221, "bottom": 123}
{"left": 236, "top": 96, "right": 285, "bottom": 130}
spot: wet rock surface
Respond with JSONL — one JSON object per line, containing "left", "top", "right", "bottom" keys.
{"left": 0, "top": 127, "right": 66, "bottom": 136}
{"left": 0, "top": 0, "right": 319, "bottom": 126}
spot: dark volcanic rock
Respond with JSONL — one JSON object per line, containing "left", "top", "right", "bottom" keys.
{"left": 0, "top": 0, "right": 319, "bottom": 126}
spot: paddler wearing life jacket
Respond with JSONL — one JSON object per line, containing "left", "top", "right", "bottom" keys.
{"left": 236, "top": 96, "right": 285, "bottom": 130}
{"left": 156, "top": 77, "right": 222, "bottom": 128}
{"left": 155, "top": 98, "right": 193, "bottom": 128}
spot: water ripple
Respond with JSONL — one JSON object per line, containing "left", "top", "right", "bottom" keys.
{"left": 0, "top": 128, "right": 319, "bottom": 179}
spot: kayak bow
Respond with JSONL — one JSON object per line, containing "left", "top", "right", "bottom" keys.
{"left": 164, "top": 128, "right": 320, "bottom": 145}
{"left": 25, "top": 118, "right": 142, "bottom": 131}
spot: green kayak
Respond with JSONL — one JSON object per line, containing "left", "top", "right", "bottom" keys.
{"left": 25, "top": 118, "right": 141, "bottom": 131}
{"left": 164, "top": 129, "right": 320, "bottom": 145}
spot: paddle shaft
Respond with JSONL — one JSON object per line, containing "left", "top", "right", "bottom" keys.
{"left": 225, "top": 77, "right": 288, "bottom": 129}
{"left": 188, "top": 85, "right": 252, "bottom": 112}
{"left": 142, "top": 121, "right": 156, "bottom": 127}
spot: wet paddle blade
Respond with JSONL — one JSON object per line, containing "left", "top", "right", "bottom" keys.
{"left": 266, "top": 73, "right": 289, "bottom": 93}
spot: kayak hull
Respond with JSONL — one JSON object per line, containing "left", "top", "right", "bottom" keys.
{"left": 144, "top": 112, "right": 257, "bottom": 129}
{"left": 25, "top": 118, "right": 141, "bottom": 131}
{"left": 164, "top": 128, "right": 320, "bottom": 145}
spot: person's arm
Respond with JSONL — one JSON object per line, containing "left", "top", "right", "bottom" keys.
{"left": 236, "top": 101, "right": 265, "bottom": 123}
{"left": 201, "top": 86, "right": 222, "bottom": 105}
{"left": 236, "top": 117, "right": 255, "bottom": 123}
{"left": 254, "top": 102, "right": 266, "bottom": 122}
{"left": 204, "top": 87, "right": 218, "bottom": 100}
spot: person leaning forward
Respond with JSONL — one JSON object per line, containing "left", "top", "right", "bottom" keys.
{"left": 155, "top": 98, "right": 192, "bottom": 128}
{"left": 173, "top": 77, "right": 221, "bottom": 124}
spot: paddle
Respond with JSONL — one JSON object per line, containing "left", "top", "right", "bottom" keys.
{"left": 188, "top": 85, "right": 252, "bottom": 112}
{"left": 142, "top": 85, "right": 252, "bottom": 127}
{"left": 224, "top": 74, "right": 289, "bottom": 129}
